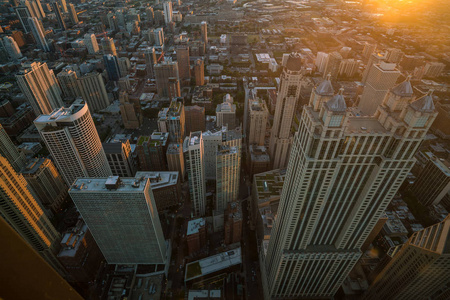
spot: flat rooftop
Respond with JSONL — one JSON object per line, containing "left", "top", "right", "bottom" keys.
{"left": 34, "top": 99, "right": 85, "bottom": 124}
{"left": 187, "top": 218, "right": 206, "bottom": 236}
{"left": 185, "top": 247, "right": 242, "bottom": 281}
{"left": 135, "top": 171, "right": 179, "bottom": 189}
{"left": 69, "top": 176, "right": 149, "bottom": 193}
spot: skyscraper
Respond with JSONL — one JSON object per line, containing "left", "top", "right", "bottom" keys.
{"left": 359, "top": 62, "right": 401, "bottom": 116}
{"left": 216, "top": 145, "right": 240, "bottom": 213}
{"left": 157, "top": 99, "right": 185, "bottom": 143}
{"left": 15, "top": 5, "right": 33, "bottom": 33}
{"left": 248, "top": 98, "right": 269, "bottom": 146}
{"left": 0, "top": 124, "right": 27, "bottom": 172}
{"left": 77, "top": 72, "right": 110, "bottom": 111}
{"left": 185, "top": 105, "right": 205, "bottom": 134}
{"left": 69, "top": 176, "right": 167, "bottom": 265}
{"left": 84, "top": 33, "right": 99, "bottom": 54}
{"left": 21, "top": 158, "right": 67, "bottom": 214}
{"left": 103, "top": 54, "right": 121, "bottom": 81}
{"left": 57, "top": 68, "right": 80, "bottom": 99}
{"left": 58, "top": 0, "right": 67, "bottom": 12}
{"left": 262, "top": 76, "right": 437, "bottom": 299}
{"left": 410, "top": 150, "right": 450, "bottom": 206}
{"left": 184, "top": 131, "right": 206, "bottom": 217}
{"left": 363, "top": 216, "right": 450, "bottom": 300}
{"left": 103, "top": 136, "right": 137, "bottom": 177}
{"left": 269, "top": 53, "right": 304, "bottom": 169}
{"left": 51, "top": 2, "right": 66, "bottom": 31}
{"left": 119, "top": 91, "right": 141, "bottom": 129}
{"left": 194, "top": 59, "right": 205, "bottom": 86}
{"left": 323, "top": 51, "right": 343, "bottom": 79}
{"left": 154, "top": 61, "right": 180, "bottom": 99}
{"left": 34, "top": 99, "right": 112, "bottom": 185}
{"left": 216, "top": 94, "right": 236, "bottom": 128}
{"left": 16, "top": 62, "right": 63, "bottom": 115}
{"left": 145, "top": 46, "right": 157, "bottom": 77}
{"left": 0, "top": 156, "right": 66, "bottom": 276}
{"left": 176, "top": 45, "right": 190, "bottom": 83}
{"left": 101, "top": 37, "right": 117, "bottom": 56}
{"left": 163, "top": 1, "right": 173, "bottom": 24}
{"left": 201, "top": 21, "right": 208, "bottom": 44}
{"left": 1, "top": 36, "right": 22, "bottom": 60}
{"left": 154, "top": 27, "right": 165, "bottom": 46}
{"left": 68, "top": 3, "right": 78, "bottom": 24}
{"left": 166, "top": 143, "right": 185, "bottom": 181}
{"left": 362, "top": 42, "right": 376, "bottom": 59}
{"left": 28, "top": 17, "right": 50, "bottom": 51}
{"left": 136, "top": 132, "right": 169, "bottom": 171}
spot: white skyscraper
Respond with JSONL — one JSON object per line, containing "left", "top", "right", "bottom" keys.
{"left": 28, "top": 16, "right": 50, "bottom": 51}
{"left": 69, "top": 176, "right": 167, "bottom": 265}
{"left": 34, "top": 99, "right": 112, "bottom": 185}
{"left": 163, "top": 1, "right": 173, "bottom": 24}
{"left": 84, "top": 33, "right": 99, "bottom": 54}
{"left": 184, "top": 131, "right": 206, "bottom": 217}
{"left": 1, "top": 36, "right": 22, "bottom": 60}
{"left": 262, "top": 78, "right": 438, "bottom": 299}
{"left": 269, "top": 53, "right": 304, "bottom": 169}
{"left": 216, "top": 145, "right": 240, "bottom": 213}
{"left": 359, "top": 62, "right": 401, "bottom": 116}
{"left": 16, "top": 62, "right": 63, "bottom": 115}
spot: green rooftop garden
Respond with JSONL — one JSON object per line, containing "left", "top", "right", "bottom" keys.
{"left": 186, "top": 261, "right": 202, "bottom": 279}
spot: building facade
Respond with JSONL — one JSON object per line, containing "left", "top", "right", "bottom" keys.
{"left": 216, "top": 145, "right": 240, "bottom": 213}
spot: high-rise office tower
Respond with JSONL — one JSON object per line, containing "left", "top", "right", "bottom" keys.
{"left": 58, "top": 0, "right": 67, "bottom": 12}
{"left": 51, "top": 2, "right": 66, "bottom": 31}
{"left": 248, "top": 98, "right": 269, "bottom": 146}
{"left": 34, "top": 99, "right": 112, "bottom": 185}
{"left": 145, "top": 47, "right": 157, "bottom": 76}
{"left": 216, "top": 145, "right": 240, "bottom": 213}
{"left": 0, "top": 156, "right": 66, "bottom": 276}
{"left": 118, "top": 57, "right": 131, "bottom": 77}
{"left": 103, "top": 136, "right": 137, "bottom": 177}
{"left": 362, "top": 52, "right": 387, "bottom": 84}
{"left": 386, "top": 48, "right": 403, "bottom": 63}
{"left": 21, "top": 158, "right": 67, "bottom": 214}
{"left": 1, "top": 36, "right": 22, "bottom": 60}
{"left": 315, "top": 52, "right": 328, "bottom": 73}
{"left": 338, "top": 58, "right": 359, "bottom": 78}
{"left": 154, "top": 10, "right": 164, "bottom": 26}
{"left": 68, "top": 3, "right": 78, "bottom": 24}
{"left": 154, "top": 61, "right": 179, "bottom": 99}
{"left": 157, "top": 99, "right": 185, "bottom": 143}
{"left": 84, "top": 33, "right": 99, "bottom": 54}
{"left": 216, "top": 94, "right": 236, "bottom": 128}
{"left": 107, "top": 13, "right": 119, "bottom": 31}
{"left": 269, "top": 53, "right": 303, "bottom": 169}
{"left": 203, "top": 126, "right": 242, "bottom": 180}
{"left": 323, "top": 51, "right": 343, "bottom": 79}
{"left": 15, "top": 5, "right": 33, "bottom": 32}
{"left": 0, "top": 124, "right": 27, "bottom": 172}
{"left": 16, "top": 62, "right": 63, "bottom": 115}
{"left": 136, "top": 132, "right": 169, "bottom": 171}
{"left": 163, "top": 1, "right": 172, "bottom": 24}
{"left": 146, "top": 7, "right": 154, "bottom": 23}
{"left": 184, "top": 132, "right": 206, "bottom": 217}
{"left": 363, "top": 216, "right": 450, "bottom": 300}
{"left": 166, "top": 143, "right": 185, "bottom": 181}
{"left": 185, "top": 105, "right": 205, "bottom": 134}
{"left": 410, "top": 150, "right": 450, "bottom": 206}
{"left": 359, "top": 62, "right": 401, "bottom": 116}
{"left": 119, "top": 91, "right": 141, "bottom": 129}
{"left": 424, "top": 62, "right": 446, "bottom": 78}
{"left": 176, "top": 46, "right": 190, "bottom": 83}
{"left": 78, "top": 72, "right": 110, "bottom": 111}
{"left": 103, "top": 54, "right": 121, "bottom": 81}
{"left": 28, "top": 17, "right": 50, "bottom": 51}
{"left": 201, "top": 21, "right": 207, "bottom": 44}
{"left": 362, "top": 42, "right": 376, "bottom": 59}
{"left": 154, "top": 27, "right": 164, "bottom": 46}
{"left": 101, "top": 37, "right": 117, "bottom": 56}
{"left": 57, "top": 68, "right": 80, "bottom": 99}
{"left": 32, "top": 0, "right": 45, "bottom": 18}
{"left": 69, "top": 176, "right": 167, "bottom": 265}
{"left": 262, "top": 76, "right": 437, "bottom": 299}
{"left": 194, "top": 59, "right": 205, "bottom": 86}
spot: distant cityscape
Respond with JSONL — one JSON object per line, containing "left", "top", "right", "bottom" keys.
{"left": 0, "top": 0, "right": 450, "bottom": 299}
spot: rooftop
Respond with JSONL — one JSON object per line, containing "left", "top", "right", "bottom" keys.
{"left": 185, "top": 247, "right": 242, "bottom": 281}
{"left": 187, "top": 218, "right": 206, "bottom": 236}
{"left": 135, "top": 171, "right": 179, "bottom": 189}
{"left": 58, "top": 220, "right": 88, "bottom": 258}
{"left": 69, "top": 176, "right": 149, "bottom": 193}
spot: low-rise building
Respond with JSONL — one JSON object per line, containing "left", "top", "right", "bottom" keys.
{"left": 186, "top": 218, "right": 207, "bottom": 256}
{"left": 224, "top": 201, "right": 242, "bottom": 245}
{"left": 248, "top": 145, "right": 271, "bottom": 177}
